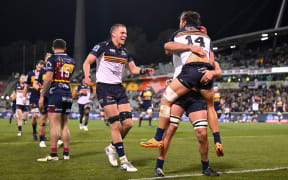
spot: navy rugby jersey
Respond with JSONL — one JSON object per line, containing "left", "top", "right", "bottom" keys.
{"left": 46, "top": 53, "right": 76, "bottom": 94}
{"left": 89, "top": 40, "right": 133, "bottom": 84}
{"left": 25, "top": 70, "right": 40, "bottom": 97}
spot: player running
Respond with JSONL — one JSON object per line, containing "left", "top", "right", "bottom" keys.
{"left": 23, "top": 60, "right": 45, "bottom": 140}
{"left": 75, "top": 78, "right": 94, "bottom": 131}
{"left": 37, "top": 39, "right": 75, "bottom": 161}
{"left": 12, "top": 75, "right": 29, "bottom": 136}
{"left": 138, "top": 86, "right": 153, "bottom": 128}
{"left": 141, "top": 11, "right": 224, "bottom": 157}
{"left": 83, "top": 24, "right": 153, "bottom": 172}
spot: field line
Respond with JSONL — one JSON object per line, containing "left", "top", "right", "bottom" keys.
{"left": 0, "top": 135, "right": 286, "bottom": 145}
{"left": 129, "top": 167, "right": 288, "bottom": 180}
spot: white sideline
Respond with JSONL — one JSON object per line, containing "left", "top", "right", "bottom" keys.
{"left": 128, "top": 167, "right": 288, "bottom": 180}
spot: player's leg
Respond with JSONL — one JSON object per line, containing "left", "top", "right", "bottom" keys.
{"left": 83, "top": 104, "right": 90, "bottom": 131}
{"left": 141, "top": 78, "right": 189, "bottom": 147}
{"left": 189, "top": 110, "right": 219, "bottom": 176}
{"left": 78, "top": 104, "right": 84, "bottom": 130}
{"left": 138, "top": 110, "right": 145, "bottom": 127}
{"left": 39, "top": 97, "right": 48, "bottom": 147}
{"left": 16, "top": 108, "right": 23, "bottom": 136}
{"left": 200, "top": 88, "right": 224, "bottom": 156}
{"left": 155, "top": 104, "right": 183, "bottom": 177}
{"left": 147, "top": 108, "right": 153, "bottom": 127}
{"left": 9, "top": 107, "right": 15, "bottom": 125}
{"left": 23, "top": 106, "right": 29, "bottom": 124}
{"left": 31, "top": 103, "right": 39, "bottom": 140}
{"left": 118, "top": 103, "right": 133, "bottom": 139}
{"left": 61, "top": 113, "right": 70, "bottom": 159}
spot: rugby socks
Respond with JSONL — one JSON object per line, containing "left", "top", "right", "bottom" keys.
{"left": 79, "top": 118, "right": 83, "bottom": 125}
{"left": 50, "top": 148, "right": 58, "bottom": 157}
{"left": 156, "top": 158, "right": 164, "bottom": 169}
{"left": 84, "top": 122, "right": 88, "bottom": 126}
{"left": 114, "top": 142, "right": 126, "bottom": 162}
{"left": 154, "top": 128, "right": 165, "bottom": 141}
{"left": 18, "top": 126, "right": 22, "bottom": 131}
{"left": 201, "top": 160, "right": 209, "bottom": 171}
{"left": 149, "top": 117, "right": 152, "bottom": 126}
{"left": 213, "top": 132, "right": 222, "bottom": 144}
{"left": 63, "top": 148, "right": 69, "bottom": 156}
{"left": 32, "top": 123, "right": 37, "bottom": 134}
{"left": 9, "top": 117, "right": 12, "bottom": 124}
{"left": 39, "top": 134, "right": 45, "bottom": 141}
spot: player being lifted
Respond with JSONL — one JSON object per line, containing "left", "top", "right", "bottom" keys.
{"left": 75, "top": 78, "right": 94, "bottom": 131}
{"left": 83, "top": 24, "right": 153, "bottom": 172}
{"left": 138, "top": 86, "right": 153, "bottom": 128}
{"left": 23, "top": 60, "right": 45, "bottom": 140}
{"left": 34, "top": 53, "right": 52, "bottom": 147}
{"left": 37, "top": 39, "right": 75, "bottom": 161}
{"left": 12, "top": 75, "right": 29, "bottom": 136}
{"left": 155, "top": 60, "right": 221, "bottom": 177}
{"left": 141, "top": 11, "right": 224, "bottom": 157}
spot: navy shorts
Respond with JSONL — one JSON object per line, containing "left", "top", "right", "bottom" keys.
{"left": 29, "top": 95, "right": 40, "bottom": 109}
{"left": 40, "top": 96, "right": 48, "bottom": 115}
{"left": 214, "top": 102, "right": 221, "bottom": 111}
{"left": 96, "top": 83, "right": 129, "bottom": 107}
{"left": 140, "top": 101, "right": 152, "bottom": 111}
{"left": 16, "top": 105, "right": 29, "bottom": 112}
{"left": 48, "top": 93, "right": 72, "bottom": 114}
{"left": 78, "top": 103, "right": 90, "bottom": 114}
{"left": 177, "top": 62, "right": 214, "bottom": 90}
{"left": 173, "top": 90, "right": 206, "bottom": 116}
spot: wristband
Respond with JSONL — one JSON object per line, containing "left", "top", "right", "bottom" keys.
{"left": 140, "top": 68, "right": 146, "bottom": 75}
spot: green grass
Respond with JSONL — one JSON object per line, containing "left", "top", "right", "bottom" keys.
{"left": 0, "top": 118, "right": 288, "bottom": 180}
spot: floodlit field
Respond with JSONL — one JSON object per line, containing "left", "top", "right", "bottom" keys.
{"left": 0, "top": 118, "right": 288, "bottom": 180}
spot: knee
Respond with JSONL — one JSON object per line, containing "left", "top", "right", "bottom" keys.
{"left": 122, "top": 120, "right": 133, "bottom": 130}
{"left": 195, "top": 129, "right": 207, "bottom": 144}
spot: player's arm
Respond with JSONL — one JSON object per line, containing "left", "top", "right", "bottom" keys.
{"left": 40, "top": 71, "right": 53, "bottom": 97}
{"left": 128, "top": 61, "right": 154, "bottom": 76}
{"left": 10, "top": 91, "right": 16, "bottom": 101}
{"left": 164, "top": 42, "right": 206, "bottom": 57}
{"left": 23, "top": 83, "right": 28, "bottom": 104}
{"left": 138, "top": 94, "right": 143, "bottom": 104}
{"left": 33, "top": 80, "right": 40, "bottom": 90}
{"left": 83, "top": 54, "right": 97, "bottom": 84}
{"left": 200, "top": 60, "right": 222, "bottom": 84}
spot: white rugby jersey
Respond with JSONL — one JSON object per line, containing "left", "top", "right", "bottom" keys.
{"left": 15, "top": 83, "right": 29, "bottom": 105}
{"left": 90, "top": 40, "right": 133, "bottom": 84}
{"left": 76, "top": 84, "right": 93, "bottom": 105}
{"left": 169, "top": 25, "right": 213, "bottom": 78}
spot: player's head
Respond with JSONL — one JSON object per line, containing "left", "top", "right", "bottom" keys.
{"left": 110, "top": 24, "right": 127, "bottom": 47}
{"left": 36, "top": 60, "right": 45, "bottom": 71}
{"left": 213, "top": 86, "right": 218, "bottom": 92}
{"left": 179, "top": 11, "right": 201, "bottom": 28}
{"left": 19, "top": 74, "right": 26, "bottom": 83}
{"left": 146, "top": 86, "right": 151, "bottom": 90}
{"left": 278, "top": 96, "right": 282, "bottom": 101}
{"left": 52, "top": 39, "right": 67, "bottom": 52}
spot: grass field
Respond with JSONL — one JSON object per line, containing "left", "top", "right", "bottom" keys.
{"left": 0, "top": 118, "right": 288, "bottom": 180}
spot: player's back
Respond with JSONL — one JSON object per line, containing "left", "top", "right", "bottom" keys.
{"left": 171, "top": 25, "right": 213, "bottom": 77}
{"left": 46, "top": 53, "right": 76, "bottom": 95}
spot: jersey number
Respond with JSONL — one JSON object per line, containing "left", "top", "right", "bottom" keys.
{"left": 61, "top": 66, "right": 71, "bottom": 78}
{"left": 185, "top": 36, "right": 205, "bottom": 47}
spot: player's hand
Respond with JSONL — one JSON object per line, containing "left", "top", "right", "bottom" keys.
{"left": 200, "top": 70, "right": 214, "bottom": 85}
{"left": 190, "top": 45, "right": 206, "bottom": 57}
{"left": 22, "top": 99, "right": 26, "bottom": 105}
{"left": 145, "top": 68, "right": 154, "bottom": 76}
{"left": 39, "top": 96, "right": 44, "bottom": 109}
{"left": 84, "top": 74, "right": 91, "bottom": 85}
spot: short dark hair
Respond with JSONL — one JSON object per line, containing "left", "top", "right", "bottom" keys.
{"left": 180, "top": 11, "right": 201, "bottom": 26}
{"left": 110, "top": 24, "right": 126, "bottom": 36}
{"left": 37, "top": 60, "right": 45, "bottom": 66}
{"left": 52, "top": 39, "right": 66, "bottom": 49}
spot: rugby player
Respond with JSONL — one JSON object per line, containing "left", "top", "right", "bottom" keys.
{"left": 12, "top": 75, "right": 29, "bottom": 136}
{"left": 274, "top": 96, "right": 286, "bottom": 124}
{"left": 141, "top": 11, "right": 224, "bottom": 157}
{"left": 83, "top": 24, "right": 153, "bottom": 172}
{"left": 8, "top": 93, "right": 16, "bottom": 125}
{"left": 37, "top": 39, "right": 75, "bottom": 161}
{"left": 138, "top": 86, "right": 153, "bottom": 128}
{"left": 23, "top": 60, "right": 45, "bottom": 140}
{"left": 75, "top": 78, "right": 94, "bottom": 131}
{"left": 34, "top": 53, "right": 51, "bottom": 147}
